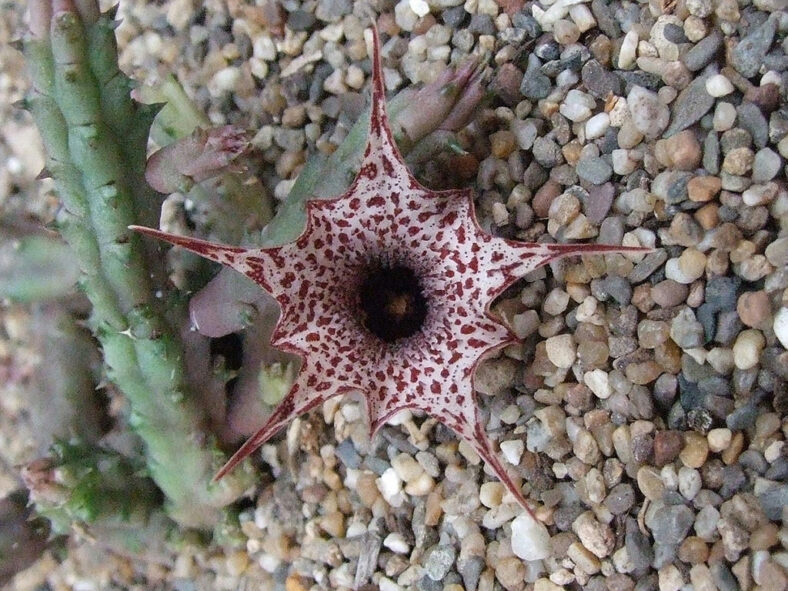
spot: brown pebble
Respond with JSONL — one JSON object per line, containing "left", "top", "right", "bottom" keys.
{"left": 736, "top": 290, "right": 772, "bottom": 329}
{"left": 688, "top": 175, "right": 722, "bottom": 202}
{"left": 744, "top": 83, "right": 780, "bottom": 114}
{"left": 721, "top": 432, "right": 744, "bottom": 465}
{"left": 490, "top": 130, "right": 517, "bottom": 159}
{"left": 694, "top": 203, "right": 719, "bottom": 230}
{"left": 653, "top": 430, "right": 683, "bottom": 466}
{"left": 679, "top": 432, "right": 709, "bottom": 468}
{"left": 655, "top": 130, "right": 702, "bottom": 170}
{"left": 651, "top": 279, "right": 689, "bottom": 308}
{"left": 532, "top": 180, "right": 562, "bottom": 218}
{"left": 678, "top": 536, "right": 709, "bottom": 564}
{"left": 750, "top": 522, "right": 779, "bottom": 550}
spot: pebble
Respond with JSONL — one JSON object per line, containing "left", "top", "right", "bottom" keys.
{"left": 576, "top": 156, "right": 613, "bottom": 184}
{"left": 423, "top": 545, "right": 455, "bottom": 581}
{"left": 663, "top": 75, "right": 715, "bottom": 137}
{"left": 687, "top": 175, "right": 721, "bottom": 202}
{"left": 736, "top": 291, "right": 771, "bottom": 329}
{"left": 572, "top": 511, "right": 615, "bottom": 558}
{"left": 627, "top": 86, "right": 670, "bottom": 139}
{"left": 545, "top": 334, "right": 576, "bottom": 368}
{"left": 511, "top": 513, "right": 551, "bottom": 560}
{"left": 648, "top": 504, "right": 695, "bottom": 545}
{"left": 774, "top": 308, "right": 788, "bottom": 349}
{"left": 679, "top": 432, "right": 709, "bottom": 468}
{"left": 682, "top": 30, "right": 723, "bottom": 72}
{"left": 670, "top": 307, "right": 705, "bottom": 349}
{"left": 729, "top": 16, "right": 777, "bottom": 78}
{"left": 751, "top": 148, "right": 782, "bottom": 182}
{"left": 732, "top": 329, "right": 765, "bottom": 370}
{"left": 705, "top": 74, "right": 734, "bottom": 97}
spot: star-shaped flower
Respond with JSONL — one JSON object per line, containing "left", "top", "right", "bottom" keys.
{"left": 133, "top": 27, "right": 649, "bottom": 514}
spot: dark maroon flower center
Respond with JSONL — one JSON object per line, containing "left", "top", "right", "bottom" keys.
{"left": 358, "top": 262, "right": 428, "bottom": 343}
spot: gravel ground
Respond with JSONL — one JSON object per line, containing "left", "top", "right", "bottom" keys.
{"left": 1, "top": 0, "right": 787, "bottom": 590}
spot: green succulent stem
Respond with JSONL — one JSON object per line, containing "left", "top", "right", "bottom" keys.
{"left": 24, "top": 2, "right": 253, "bottom": 528}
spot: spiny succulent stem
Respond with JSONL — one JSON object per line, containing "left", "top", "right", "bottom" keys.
{"left": 23, "top": 1, "right": 253, "bottom": 529}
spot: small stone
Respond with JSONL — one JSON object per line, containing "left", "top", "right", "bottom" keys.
{"left": 648, "top": 504, "right": 694, "bottom": 545}
{"left": 584, "top": 369, "right": 612, "bottom": 399}
{"left": 424, "top": 545, "right": 456, "bottom": 581}
{"left": 654, "top": 430, "right": 683, "bottom": 466}
{"left": 682, "top": 30, "right": 722, "bottom": 72}
{"left": 384, "top": 532, "right": 410, "bottom": 554}
{"left": 573, "top": 511, "right": 615, "bottom": 558}
{"left": 736, "top": 291, "right": 771, "bottom": 329}
{"left": 732, "top": 329, "right": 765, "bottom": 370}
{"left": 582, "top": 59, "right": 622, "bottom": 98}
{"left": 637, "top": 466, "right": 665, "bottom": 501}
{"left": 663, "top": 75, "right": 715, "bottom": 137}
{"left": 585, "top": 112, "right": 610, "bottom": 140}
{"left": 545, "top": 334, "right": 576, "bottom": 368}
{"left": 774, "top": 308, "right": 788, "bottom": 349}
{"left": 500, "top": 439, "right": 524, "bottom": 465}
{"left": 576, "top": 157, "right": 613, "bottom": 184}
{"left": 705, "top": 74, "right": 734, "bottom": 97}
{"left": 752, "top": 148, "right": 782, "bottom": 182}
{"left": 679, "top": 432, "right": 709, "bottom": 468}
{"left": 511, "top": 513, "right": 552, "bottom": 560}
{"left": 678, "top": 466, "right": 702, "bottom": 500}
{"left": 737, "top": 102, "right": 769, "bottom": 149}
{"left": 730, "top": 16, "right": 777, "bottom": 78}
{"left": 628, "top": 86, "right": 670, "bottom": 139}
{"left": 713, "top": 102, "right": 737, "bottom": 132}
{"left": 495, "top": 557, "right": 526, "bottom": 589}
{"left": 722, "top": 147, "right": 754, "bottom": 176}
{"left": 687, "top": 175, "right": 721, "bottom": 202}
{"left": 670, "top": 307, "right": 705, "bottom": 349}
{"left": 655, "top": 130, "right": 702, "bottom": 170}
{"left": 708, "top": 428, "right": 732, "bottom": 453}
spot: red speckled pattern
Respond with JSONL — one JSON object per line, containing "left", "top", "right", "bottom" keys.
{"left": 132, "top": 26, "right": 650, "bottom": 515}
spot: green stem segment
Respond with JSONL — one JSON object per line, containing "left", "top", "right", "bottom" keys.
{"left": 24, "top": 2, "right": 252, "bottom": 528}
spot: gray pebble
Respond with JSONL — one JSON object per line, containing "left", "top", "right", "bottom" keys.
{"left": 736, "top": 102, "right": 769, "bottom": 149}
{"left": 705, "top": 276, "right": 739, "bottom": 312}
{"left": 520, "top": 57, "right": 552, "bottom": 100}
{"left": 582, "top": 60, "right": 624, "bottom": 99}
{"left": 695, "top": 304, "right": 716, "bottom": 342}
{"left": 682, "top": 30, "right": 723, "bottom": 71}
{"left": 591, "top": 0, "right": 620, "bottom": 37}
{"left": 423, "top": 545, "right": 456, "bottom": 581}
{"left": 335, "top": 438, "right": 361, "bottom": 469}
{"left": 703, "top": 131, "right": 720, "bottom": 174}
{"left": 286, "top": 9, "right": 316, "bottom": 31}
{"left": 648, "top": 504, "right": 695, "bottom": 545}
{"left": 625, "top": 524, "right": 654, "bottom": 570}
{"left": 459, "top": 555, "right": 484, "bottom": 591}
{"left": 468, "top": 13, "right": 495, "bottom": 35}
{"left": 511, "top": 12, "right": 541, "bottom": 38}
{"left": 585, "top": 183, "right": 615, "bottom": 224}
{"left": 730, "top": 16, "right": 777, "bottom": 78}
{"left": 315, "top": 0, "right": 352, "bottom": 22}
{"left": 710, "top": 563, "right": 739, "bottom": 591}
{"left": 714, "top": 310, "right": 743, "bottom": 345}
{"left": 752, "top": 147, "right": 782, "bottom": 182}
{"left": 652, "top": 542, "right": 678, "bottom": 569}
{"left": 442, "top": 6, "right": 468, "bottom": 28}
{"left": 663, "top": 75, "right": 715, "bottom": 137}
{"left": 725, "top": 402, "right": 758, "bottom": 430}
{"left": 605, "top": 483, "right": 635, "bottom": 515}
{"left": 628, "top": 250, "right": 668, "bottom": 283}
{"left": 576, "top": 156, "right": 613, "bottom": 184}
{"left": 591, "top": 275, "right": 632, "bottom": 305}
{"left": 532, "top": 136, "right": 563, "bottom": 167}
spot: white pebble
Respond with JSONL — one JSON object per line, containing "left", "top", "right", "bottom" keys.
{"left": 545, "top": 334, "right": 576, "bottom": 368}
{"left": 773, "top": 307, "right": 788, "bottom": 349}
{"left": 732, "top": 329, "right": 766, "bottom": 370}
{"left": 383, "top": 532, "right": 411, "bottom": 554}
{"left": 585, "top": 112, "right": 610, "bottom": 140}
{"left": 627, "top": 85, "right": 669, "bottom": 139}
{"left": 480, "top": 482, "right": 505, "bottom": 507}
{"left": 500, "top": 439, "right": 525, "bottom": 465}
{"left": 409, "top": 0, "right": 430, "bottom": 16}
{"left": 618, "top": 30, "right": 638, "bottom": 69}
{"left": 713, "top": 102, "right": 737, "bottom": 132}
{"left": 678, "top": 466, "right": 702, "bottom": 500}
{"left": 584, "top": 369, "right": 612, "bottom": 399}
{"left": 543, "top": 288, "right": 570, "bottom": 315}
{"left": 559, "top": 89, "right": 596, "bottom": 122}
{"left": 707, "top": 428, "right": 732, "bottom": 453}
{"left": 568, "top": 4, "right": 596, "bottom": 32}
{"left": 705, "top": 74, "right": 734, "bottom": 97}
{"left": 511, "top": 513, "right": 552, "bottom": 561}
{"left": 377, "top": 468, "right": 403, "bottom": 502}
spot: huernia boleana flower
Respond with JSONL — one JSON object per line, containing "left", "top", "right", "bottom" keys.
{"left": 133, "top": 26, "right": 650, "bottom": 515}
